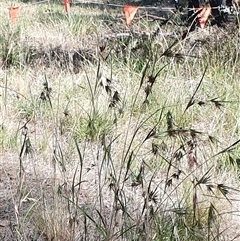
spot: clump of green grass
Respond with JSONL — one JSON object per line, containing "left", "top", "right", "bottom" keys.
{"left": 0, "top": 23, "right": 21, "bottom": 68}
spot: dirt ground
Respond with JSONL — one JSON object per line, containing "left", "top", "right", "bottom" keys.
{"left": 1, "top": 149, "right": 240, "bottom": 240}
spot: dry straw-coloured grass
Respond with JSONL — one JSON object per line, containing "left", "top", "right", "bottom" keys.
{"left": 1, "top": 1, "right": 240, "bottom": 240}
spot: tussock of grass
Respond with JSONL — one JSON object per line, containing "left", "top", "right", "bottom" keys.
{"left": 1, "top": 1, "right": 240, "bottom": 241}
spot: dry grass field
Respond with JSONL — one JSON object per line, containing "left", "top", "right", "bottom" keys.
{"left": 1, "top": 0, "right": 240, "bottom": 240}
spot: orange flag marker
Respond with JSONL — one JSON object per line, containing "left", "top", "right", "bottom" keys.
{"left": 196, "top": 7, "right": 211, "bottom": 28}
{"left": 123, "top": 5, "right": 139, "bottom": 27}
{"left": 64, "top": 0, "right": 70, "bottom": 13}
{"left": 8, "top": 6, "right": 19, "bottom": 25}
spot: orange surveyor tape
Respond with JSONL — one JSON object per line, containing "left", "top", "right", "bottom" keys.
{"left": 123, "top": 5, "right": 139, "bottom": 27}
{"left": 196, "top": 7, "right": 211, "bottom": 28}
{"left": 8, "top": 6, "right": 19, "bottom": 25}
{"left": 64, "top": 0, "right": 70, "bottom": 13}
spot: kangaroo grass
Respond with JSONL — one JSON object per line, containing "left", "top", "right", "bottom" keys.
{"left": 1, "top": 1, "right": 240, "bottom": 241}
